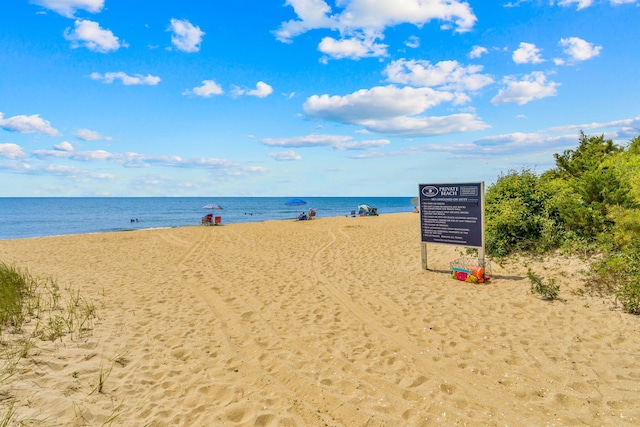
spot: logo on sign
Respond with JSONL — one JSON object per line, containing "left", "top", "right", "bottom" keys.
{"left": 421, "top": 186, "right": 438, "bottom": 197}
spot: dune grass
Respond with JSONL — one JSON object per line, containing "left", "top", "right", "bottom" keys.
{"left": 0, "top": 261, "right": 102, "bottom": 425}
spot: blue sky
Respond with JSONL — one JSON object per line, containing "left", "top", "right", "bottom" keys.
{"left": 1, "top": 0, "right": 639, "bottom": 197}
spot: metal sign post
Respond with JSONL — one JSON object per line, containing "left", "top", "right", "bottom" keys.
{"left": 419, "top": 182, "right": 485, "bottom": 270}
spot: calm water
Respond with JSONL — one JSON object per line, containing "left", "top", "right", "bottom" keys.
{"left": 0, "top": 197, "right": 415, "bottom": 240}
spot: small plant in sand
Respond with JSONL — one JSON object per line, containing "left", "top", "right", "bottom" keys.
{"left": 528, "top": 269, "right": 560, "bottom": 301}
{"left": 90, "top": 362, "right": 113, "bottom": 395}
{"left": 0, "top": 400, "right": 17, "bottom": 427}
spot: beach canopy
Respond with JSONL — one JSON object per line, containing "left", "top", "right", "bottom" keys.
{"left": 203, "top": 203, "right": 223, "bottom": 210}
{"left": 284, "top": 198, "right": 307, "bottom": 206}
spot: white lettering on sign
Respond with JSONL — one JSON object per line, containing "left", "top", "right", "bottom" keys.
{"left": 438, "top": 186, "right": 458, "bottom": 196}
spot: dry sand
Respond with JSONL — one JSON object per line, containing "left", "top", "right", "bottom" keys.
{"left": 1, "top": 212, "right": 639, "bottom": 426}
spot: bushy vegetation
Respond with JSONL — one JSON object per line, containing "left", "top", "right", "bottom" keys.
{"left": 485, "top": 132, "right": 640, "bottom": 313}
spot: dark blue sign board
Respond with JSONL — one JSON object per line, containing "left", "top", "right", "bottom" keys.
{"left": 419, "top": 182, "right": 484, "bottom": 248}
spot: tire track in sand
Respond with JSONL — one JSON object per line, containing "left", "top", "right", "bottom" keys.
{"left": 170, "top": 225, "right": 371, "bottom": 426}
{"left": 306, "top": 220, "right": 530, "bottom": 423}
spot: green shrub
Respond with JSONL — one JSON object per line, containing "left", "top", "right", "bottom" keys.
{"left": 485, "top": 168, "right": 555, "bottom": 257}
{"left": 616, "top": 279, "right": 640, "bottom": 315}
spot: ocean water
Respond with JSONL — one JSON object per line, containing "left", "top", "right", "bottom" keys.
{"left": 0, "top": 197, "right": 415, "bottom": 240}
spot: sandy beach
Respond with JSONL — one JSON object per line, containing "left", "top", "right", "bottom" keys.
{"left": 1, "top": 212, "right": 639, "bottom": 426}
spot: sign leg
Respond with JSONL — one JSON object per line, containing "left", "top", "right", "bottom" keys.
{"left": 421, "top": 243, "right": 428, "bottom": 270}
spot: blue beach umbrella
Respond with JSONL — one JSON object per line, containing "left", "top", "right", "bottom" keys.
{"left": 284, "top": 198, "right": 307, "bottom": 206}
{"left": 203, "top": 203, "right": 223, "bottom": 210}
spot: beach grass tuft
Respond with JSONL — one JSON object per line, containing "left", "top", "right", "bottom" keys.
{"left": 0, "top": 261, "right": 101, "bottom": 424}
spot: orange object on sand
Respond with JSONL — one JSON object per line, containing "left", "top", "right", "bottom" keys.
{"left": 468, "top": 266, "right": 485, "bottom": 282}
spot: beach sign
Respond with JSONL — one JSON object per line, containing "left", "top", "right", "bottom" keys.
{"left": 418, "top": 182, "right": 485, "bottom": 270}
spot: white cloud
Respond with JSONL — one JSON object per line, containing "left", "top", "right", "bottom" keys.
{"left": 262, "top": 134, "right": 390, "bottom": 150}
{"left": 64, "top": 19, "right": 124, "bottom": 53}
{"left": 0, "top": 143, "right": 26, "bottom": 159}
{"left": 491, "top": 72, "right": 559, "bottom": 105}
{"left": 302, "top": 84, "right": 490, "bottom": 137}
{"left": 469, "top": 45, "right": 488, "bottom": 58}
{"left": 31, "top": 0, "right": 104, "bottom": 18}
{"left": 262, "top": 134, "right": 351, "bottom": 148}
{"left": 183, "top": 80, "right": 224, "bottom": 97}
{"left": 76, "top": 128, "right": 111, "bottom": 141}
{"left": 54, "top": 141, "right": 74, "bottom": 151}
{"left": 545, "top": 115, "right": 640, "bottom": 135}
{"left": 29, "top": 146, "right": 267, "bottom": 175}
{"left": 318, "top": 36, "right": 388, "bottom": 60}
{"left": 334, "top": 139, "right": 390, "bottom": 150}
{"left": 559, "top": 37, "right": 602, "bottom": 62}
{"left": 168, "top": 18, "right": 205, "bottom": 53}
{"left": 275, "top": 0, "right": 477, "bottom": 59}
{"left": 304, "top": 85, "right": 454, "bottom": 123}
{"left": 512, "top": 42, "right": 544, "bottom": 64}
{"left": 558, "top": 0, "right": 594, "bottom": 9}
{"left": 0, "top": 112, "right": 61, "bottom": 136}
{"left": 233, "top": 81, "right": 274, "bottom": 98}
{"left": 384, "top": 59, "right": 493, "bottom": 92}
{"left": 273, "top": 0, "right": 342, "bottom": 42}
{"left": 90, "top": 72, "right": 161, "bottom": 85}
{"left": 268, "top": 150, "right": 303, "bottom": 161}
{"left": 557, "top": 0, "right": 638, "bottom": 7}
{"left": 405, "top": 36, "right": 420, "bottom": 49}
{"left": 247, "top": 81, "right": 273, "bottom": 98}
{"left": 358, "top": 114, "right": 489, "bottom": 137}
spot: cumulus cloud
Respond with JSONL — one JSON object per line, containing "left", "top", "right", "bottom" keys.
{"left": 262, "top": 134, "right": 351, "bottom": 148}
{"left": 469, "top": 45, "right": 488, "bottom": 58}
{"left": 275, "top": 0, "right": 477, "bottom": 59}
{"left": 512, "top": 42, "right": 544, "bottom": 64}
{"left": 384, "top": 59, "right": 493, "bottom": 92}
{"left": 358, "top": 114, "right": 489, "bottom": 137}
{"left": 247, "top": 81, "right": 273, "bottom": 98}
{"left": 405, "top": 35, "right": 420, "bottom": 48}
{"left": 28, "top": 145, "right": 267, "bottom": 175}
{"left": 545, "top": 115, "right": 640, "bottom": 136}
{"left": 318, "top": 36, "right": 388, "bottom": 60}
{"left": 491, "top": 72, "right": 559, "bottom": 105}
{"left": 168, "top": 18, "right": 205, "bottom": 52}
{"left": 559, "top": 37, "right": 602, "bottom": 62}
{"left": 302, "top": 84, "right": 490, "bottom": 137}
{"left": 0, "top": 143, "right": 26, "bottom": 159}
{"left": 304, "top": 85, "right": 455, "bottom": 124}
{"left": 90, "top": 72, "right": 161, "bottom": 85}
{"left": 233, "top": 81, "right": 273, "bottom": 98}
{"left": 54, "top": 141, "right": 74, "bottom": 151}
{"left": 31, "top": 0, "right": 104, "bottom": 18}
{"left": 0, "top": 112, "right": 61, "bottom": 136}
{"left": 262, "top": 134, "right": 390, "bottom": 150}
{"left": 76, "top": 128, "right": 111, "bottom": 141}
{"left": 557, "top": 0, "right": 594, "bottom": 9}
{"left": 268, "top": 150, "right": 303, "bottom": 161}
{"left": 557, "top": 0, "right": 637, "bottom": 7}
{"left": 183, "top": 80, "right": 224, "bottom": 97}
{"left": 64, "top": 19, "right": 125, "bottom": 53}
